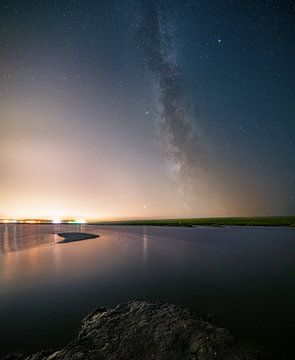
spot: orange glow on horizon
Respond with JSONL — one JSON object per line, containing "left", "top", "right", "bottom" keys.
{"left": 0, "top": 217, "right": 90, "bottom": 224}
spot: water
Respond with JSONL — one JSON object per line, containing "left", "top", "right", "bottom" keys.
{"left": 0, "top": 224, "right": 294, "bottom": 359}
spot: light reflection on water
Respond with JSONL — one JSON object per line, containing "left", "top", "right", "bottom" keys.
{"left": 0, "top": 224, "right": 294, "bottom": 359}
{"left": 0, "top": 224, "right": 87, "bottom": 254}
{"left": 142, "top": 228, "right": 148, "bottom": 270}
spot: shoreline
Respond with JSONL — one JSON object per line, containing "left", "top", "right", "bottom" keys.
{"left": 1, "top": 216, "right": 295, "bottom": 227}
{"left": 88, "top": 216, "right": 295, "bottom": 227}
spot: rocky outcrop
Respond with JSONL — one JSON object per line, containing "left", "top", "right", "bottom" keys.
{"left": 7, "top": 301, "right": 258, "bottom": 360}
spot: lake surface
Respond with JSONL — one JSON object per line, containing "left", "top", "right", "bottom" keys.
{"left": 0, "top": 224, "right": 294, "bottom": 359}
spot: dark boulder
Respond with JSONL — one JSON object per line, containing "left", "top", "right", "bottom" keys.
{"left": 7, "top": 301, "right": 258, "bottom": 360}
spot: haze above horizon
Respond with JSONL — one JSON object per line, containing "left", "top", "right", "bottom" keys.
{"left": 1, "top": 1, "right": 294, "bottom": 219}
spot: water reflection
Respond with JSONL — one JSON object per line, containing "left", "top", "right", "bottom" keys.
{"left": 2, "top": 225, "right": 9, "bottom": 253}
{"left": 0, "top": 225, "right": 294, "bottom": 360}
{"left": 142, "top": 227, "right": 148, "bottom": 270}
{"left": 0, "top": 224, "right": 87, "bottom": 254}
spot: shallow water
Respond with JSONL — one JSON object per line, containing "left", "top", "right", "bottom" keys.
{"left": 0, "top": 224, "right": 294, "bottom": 359}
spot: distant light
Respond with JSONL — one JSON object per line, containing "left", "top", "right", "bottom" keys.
{"left": 217, "top": 39, "right": 221, "bottom": 43}
{"left": 2, "top": 219, "right": 16, "bottom": 223}
{"left": 74, "top": 218, "right": 86, "bottom": 224}
{"left": 52, "top": 218, "right": 61, "bottom": 224}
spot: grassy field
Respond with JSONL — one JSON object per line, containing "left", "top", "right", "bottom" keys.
{"left": 90, "top": 216, "right": 295, "bottom": 227}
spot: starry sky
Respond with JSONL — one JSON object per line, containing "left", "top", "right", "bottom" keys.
{"left": 0, "top": 0, "right": 294, "bottom": 220}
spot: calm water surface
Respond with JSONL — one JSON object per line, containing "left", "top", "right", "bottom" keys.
{"left": 0, "top": 224, "right": 294, "bottom": 359}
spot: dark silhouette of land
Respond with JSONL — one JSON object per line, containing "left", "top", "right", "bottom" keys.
{"left": 90, "top": 216, "right": 295, "bottom": 227}
{"left": 56, "top": 232, "right": 99, "bottom": 243}
{"left": 5, "top": 301, "right": 258, "bottom": 360}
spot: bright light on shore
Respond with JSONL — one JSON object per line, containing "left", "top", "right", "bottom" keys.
{"left": 75, "top": 218, "right": 86, "bottom": 224}
{"left": 52, "top": 218, "right": 61, "bottom": 224}
{"left": 68, "top": 218, "right": 87, "bottom": 224}
{"left": 0, "top": 217, "right": 89, "bottom": 224}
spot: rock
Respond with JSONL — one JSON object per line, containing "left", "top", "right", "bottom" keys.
{"left": 7, "top": 301, "right": 258, "bottom": 360}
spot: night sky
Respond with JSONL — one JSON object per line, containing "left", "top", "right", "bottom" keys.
{"left": 1, "top": 0, "right": 294, "bottom": 220}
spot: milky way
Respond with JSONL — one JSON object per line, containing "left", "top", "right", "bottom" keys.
{"left": 0, "top": 0, "right": 294, "bottom": 218}
{"left": 138, "top": 3, "right": 208, "bottom": 207}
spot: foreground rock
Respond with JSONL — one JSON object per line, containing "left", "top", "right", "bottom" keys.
{"left": 7, "top": 301, "right": 258, "bottom": 360}
{"left": 56, "top": 232, "right": 99, "bottom": 243}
